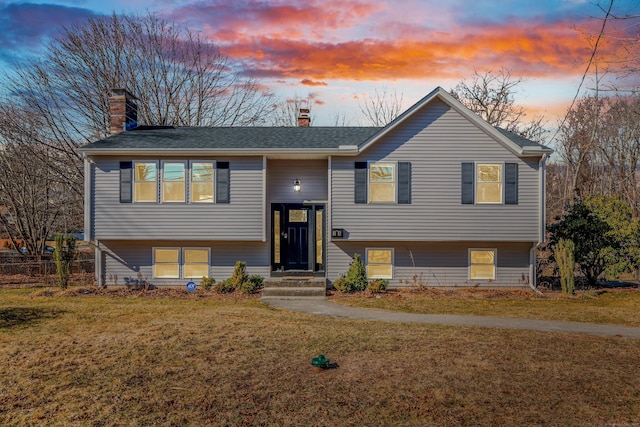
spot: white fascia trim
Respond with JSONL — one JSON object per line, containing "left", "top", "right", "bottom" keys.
{"left": 79, "top": 148, "right": 352, "bottom": 157}
{"left": 83, "top": 155, "right": 93, "bottom": 242}
{"left": 262, "top": 155, "right": 267, "bottom": 243}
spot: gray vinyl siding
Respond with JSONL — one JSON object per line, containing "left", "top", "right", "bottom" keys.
{"left": 265, "top": 159, "right": 328, "bottom": 265}
{"left": 330, "top": 98, "right": 541, "bottom": 242}
{"left": 266, "top": 159, "right": 328, "bottom": 203}
{"left": 91, "top": 156, "right": 264, "bottom": 240}
{"left": 99, "top": 240, "right": 269, "bottom": 287}
{"left": 327, "top": 241, "right": 533, "bottom": 288}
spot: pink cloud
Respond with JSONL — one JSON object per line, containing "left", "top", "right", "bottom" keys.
{"left": 220, "top": 18, "right": 594, "bottom": 82}
{"left": 300, "top": 79, "right": 328, "bottom": 86}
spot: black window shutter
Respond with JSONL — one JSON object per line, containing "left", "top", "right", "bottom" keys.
{"left": 397, "top": 162, "right": 411, "bottom": 204}
{"left": 119, "top": 161, "right": 132, "bottom": 203}
{"left": 216, "top": 161, "right": 230, "bottom": 203}
{"left": 461, "top": 162, "right": 475, "bottom": 204}
{"left": 505, "top": 162, "right": 518, "bottom": 205}
{"left": 354, "top": 162, "right": 367, "bottom": 204}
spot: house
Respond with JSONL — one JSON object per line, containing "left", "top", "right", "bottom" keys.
{"left": 79, "top": 87, "right": 553, "bottom": 290}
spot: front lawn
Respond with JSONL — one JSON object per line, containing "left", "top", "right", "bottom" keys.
{"left": 1, "top": 287, "right": 639, "bottom": 426}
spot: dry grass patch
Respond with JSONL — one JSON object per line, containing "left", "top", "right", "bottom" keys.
{"left": 329, "top": 287, "right": 640, "bottom": 326}
{"left": 1, "top": 287, "right": 639, "bottom": 426}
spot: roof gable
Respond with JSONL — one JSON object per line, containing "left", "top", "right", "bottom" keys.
{"left": 357, "top": 87, "right": 553, "bottom": 157}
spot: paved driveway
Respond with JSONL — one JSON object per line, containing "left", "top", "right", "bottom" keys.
{"left": 263, "top": 298, "right": 640, "bottom": 339}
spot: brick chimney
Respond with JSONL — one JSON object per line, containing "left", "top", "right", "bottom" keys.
{"left": 297, "top": 108, "right": 310, "bottom": 127}
{"left": 109, "top": 89, "right": 138, "bottom": 135}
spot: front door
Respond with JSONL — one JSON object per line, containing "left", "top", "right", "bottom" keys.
{"left": 284, "top": 207, "right": 309, "bottom": 270}
{"left": 272, "top": 204, "right": 324, "bottom": 273}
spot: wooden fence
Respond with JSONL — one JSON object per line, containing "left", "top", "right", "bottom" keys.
{"left": 0, "top": 251, "right": 95, "bottom": 287}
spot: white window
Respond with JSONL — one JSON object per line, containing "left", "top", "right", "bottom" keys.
{"left": 183, "top": 248, "right": 210, "bottom": 278}
{"left": 153, "top": 248, "right": 180, "bottom": 278}
{"left": 476, "top": 164, "right": 502, "bottom": 204}
{"left": 162, "top": 162, "right": 186, "bottom": 203}
{"left": 134, "top": 161, "right": 157, "bottom": 202}
{"left": 369, "top": 162, "right": 396, "bottom": 203}
{"left": 366, "top": 248, "right": 393, "bottom": 279}
{"left": 191, "top": 162, "right": 214, "bottom": 203}
{"left": 153, "top": 247, "right": 211, "bottom": 279}
{"left": 469, "top": 249, "right": 496, "bottom": 280}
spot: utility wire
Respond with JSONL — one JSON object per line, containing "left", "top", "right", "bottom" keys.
{"left": 550, "top": 0, "right": 614, "bottom": 144}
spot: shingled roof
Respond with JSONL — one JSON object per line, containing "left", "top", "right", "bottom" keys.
{"left": 80, "top": 126, "right": 382, "bottom": 152}
{"left": 80, "top": 87, "right": 552, "bottom": 157}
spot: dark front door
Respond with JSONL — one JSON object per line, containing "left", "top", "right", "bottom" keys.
{"left": 272, "top": 204, "right": 324, "bottom": 273}
{"left": 284, "top": 207, "right": 309, "bottom": 270}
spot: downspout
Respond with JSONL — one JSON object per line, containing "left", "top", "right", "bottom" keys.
{"left": 95, "top": 239, "right": 103, "bottom": 288}
{"left": 529, "top": 244, "right": 542, "bottom": 295}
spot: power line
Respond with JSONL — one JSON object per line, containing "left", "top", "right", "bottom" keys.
{"left": 550, "top": 0, "right": 615, "bottom": 144}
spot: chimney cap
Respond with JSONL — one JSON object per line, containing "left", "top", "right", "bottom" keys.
{"left": 111, "top": 88, "right": 138, "bottom": 100}
{"left": 298, "top": 108, "right": 310, "bottom": 120}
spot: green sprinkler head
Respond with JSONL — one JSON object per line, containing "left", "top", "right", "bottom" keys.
{"left": 311, "top": 354, "right": 330, "bottom": 369}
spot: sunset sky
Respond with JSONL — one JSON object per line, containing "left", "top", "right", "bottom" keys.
{"left": 0, "top": 0, "right": 638, "bottom": 129}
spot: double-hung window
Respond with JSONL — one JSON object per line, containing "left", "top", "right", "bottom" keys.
{"left": 191, "top": 162, "right": 214, "bottom": 203}
{"left": 153, "top": 247, "right": 210, "bottom": 279}
{"left": 461, "top": 162, "right": 518, "bottom": 205}
{"left": 366, "top": 248, "right": 393, "bottom": 279}
{"left": 122, "top": 160, "right": 229, "bottom": 204}
{"left": 476, "top": 164, "right": 502, "bottom": 204}
{"left": 154, "top": 248, "right": 180, "bottom": 278}
{"left": 162, "top": 162, "right": 186, "bottom": 203}
{"left": 469, "top": 249, "right": 496, "bottom": 280}
{"left": 369, "top": 163, "right": 396, "bottom": 203}
{"left": 183, "top": 248, "right": 210, "bottom": 278}
{"left": 355, "top": 161, "right": 411, "bottom": 204}
{"left": 134, "top": 162, "right": 158, "bottom": 202}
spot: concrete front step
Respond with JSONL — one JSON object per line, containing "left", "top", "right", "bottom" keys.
{"left": 263, "top": 278, "right": 326, "bottom": 289}
{"left": 262, "top": 286, "right": 326, "bottom": 298}
{"left": 262, "top": 278, "right": 327, "bottom": 299}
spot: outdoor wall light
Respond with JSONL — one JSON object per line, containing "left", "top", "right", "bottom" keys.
{"left": 293, "top": 179, "right": 301, "bottom": 192}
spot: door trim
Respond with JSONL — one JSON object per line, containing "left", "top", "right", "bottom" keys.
{"left": 271, "top": 203, "right": 325, "bottom": 275}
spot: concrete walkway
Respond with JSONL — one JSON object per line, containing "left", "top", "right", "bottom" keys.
{"left": 263, "top": 298, "right": 640, "bottom": 339}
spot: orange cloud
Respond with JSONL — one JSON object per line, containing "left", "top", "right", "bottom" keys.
{"left": 300, "top": 79, "right": 328, "bottom": 86}
{"left": 222, "top": 18, "right": 593, "bottom": 82}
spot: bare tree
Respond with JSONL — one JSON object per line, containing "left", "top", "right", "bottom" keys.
{"left": 554, "top": 93, "right": 640, "bottom": 215}
{"left": 0, "top": 107, "right": 69, "bottom": 256}
{"left": 555, "top": 96, "right": 603, "bottom": 202}
{"left": 0, "top": 13, "right": 275, "bottom": 249}
{"left": 590, "top": 1, "right": 640, "bottom": 93}
{"left": 450, "top": 68, "right": 548, "bottom": 142}
{"left": 0, "top": 154, "right": 67, "bottom": 257}
{"left": 269, "top": 94, "right": 313, "bottom": 126}
{"left": 358, "top": 87, "right": 404, "bottom": 126}
{"left": 2, "top": 13, "right": 275, "bottom": 197}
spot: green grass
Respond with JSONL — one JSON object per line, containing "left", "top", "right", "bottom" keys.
{"left": 1, "top": 287, "right": 639, "bottom": 426}
{"left": 330, "top": 288, "right": 640, "bottom": 326}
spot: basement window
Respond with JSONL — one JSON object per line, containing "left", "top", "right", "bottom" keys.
{"left": 366, "top": 248, "right": 393, "bottom": 279}
{"left": 153, "top": 248, "right": 180, "bottom": 278}
{"left": 469, "top": 249, "right": 496, "bottom": 280}
{"left": 183, "top": 248, "right": 210, "bottom": 278}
